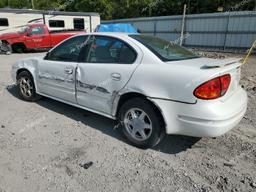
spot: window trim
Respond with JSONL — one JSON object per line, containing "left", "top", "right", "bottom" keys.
{"left": 49, "top": 20, "right": 65, "bottom": 28}
{"left": 0, "top": 18, "right": 9, "bottom": 27}
{"left": 78, "top": 35, "right": 138, "bottom": 65}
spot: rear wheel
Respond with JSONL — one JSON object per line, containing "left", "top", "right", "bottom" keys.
{"left": 118, "top": 97, "right": 165, "bottom": 148}
{"left": 17, "top": 71, "right": 41, "bottom": 101}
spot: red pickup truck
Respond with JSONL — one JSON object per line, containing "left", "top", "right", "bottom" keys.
{"left": 0, "top": 24, "right": 86, "bottom": 53}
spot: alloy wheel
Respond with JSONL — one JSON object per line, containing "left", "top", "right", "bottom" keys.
{"left": 124, "top": 108, "right": 153, "bottom": 141}
{"left": 19, "top": 77, "right": 33, "bottom": 98}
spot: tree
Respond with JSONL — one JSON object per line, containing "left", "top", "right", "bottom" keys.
{"left": 0, "top": 0, "right": 255, "bottom": 19}
{"left": 34, "top": 0, "right": 63, "bottom": 10}
{"left": 0, "top": 0, "right": 31, "bottom": 8}
{"left": 112, "top": 0, "right": 154, "bottom": 19}
{"left": 0, "top": 0, "right": 6, "bottom": 8}
{"left": 148, "top": 0, "right": 184, "bottom": 16}
{"left": 9, "top": 0, "right": 31, "bottom": 8}
{"left": 74, "top": 0, "right": 115, "bottom": 20}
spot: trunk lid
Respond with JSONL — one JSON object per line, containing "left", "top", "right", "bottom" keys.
{"left": 166, "top": 57, "right": 242, "bottom": 101}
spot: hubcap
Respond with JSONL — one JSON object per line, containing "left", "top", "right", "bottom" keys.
{"left": 124, "top": 108, "right": 152, "bottom": 141}
{"left": 19, "top": 77, "right": 33, "bottom": 97}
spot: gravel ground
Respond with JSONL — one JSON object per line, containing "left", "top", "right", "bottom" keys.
{"left": 0, "top": 52, "right": 255, "bottom": 192}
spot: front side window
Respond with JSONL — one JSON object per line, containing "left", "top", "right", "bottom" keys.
{"left": 83, "top": 36, "right": 137, "bottom": 64}
{"left": 49, "top": 20, "right": 65, "bottom": 28}
{"left": 130, "top": 35, "right": 198, "bottom": 61}
{"left": 29, "top": 26, "right": 45, "bottom": 35}
{"left": 0, "top": 18, "right": 9, "bottom": 26}
{"left": 45, "top": 35, "right": 88, "bottom": 62}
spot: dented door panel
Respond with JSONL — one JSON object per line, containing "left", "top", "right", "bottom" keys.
{"left": 76, "top": 64, "right": 138, "bottom": 114}
{"left": 76, "top": 35, "right": 143, "bottom": 115}
{"left": 37, "top": 60, "right": 77, "bottom": 103}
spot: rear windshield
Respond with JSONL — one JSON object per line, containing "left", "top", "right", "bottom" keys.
{"left": 130, "top": 35, "right": 198, "bottom": 61}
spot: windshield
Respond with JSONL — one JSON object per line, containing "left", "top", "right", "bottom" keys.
{"left": 18, "top": 26, "right": 29, "bottom": 34}
{"left": 130, "top": 35, "right": 198, "bottom": 61}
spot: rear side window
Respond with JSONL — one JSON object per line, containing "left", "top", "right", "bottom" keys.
{"left": 82, "top": 36, "right": 137, "bottom": 64}
{"left": 74, "top": 18, "right": 85, "bottom": 30}
{"left": 45, "top": 35, "right": 88, "bottom": 62}
{"left": 49, "top": 20, "right": 65, "bottom": 28}
{"left": 119, "top": 44, "right": 137, "bottom": 64}
{"left": 0, "top": 18, "right": 9, "bottom": 26}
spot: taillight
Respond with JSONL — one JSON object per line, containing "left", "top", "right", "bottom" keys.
{"left": 194, "top": 74, "right": 231, "bottom": 100}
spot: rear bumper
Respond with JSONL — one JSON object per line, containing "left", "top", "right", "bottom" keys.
{"left": 149, "top": 87, "right": 247, "bottom": 137}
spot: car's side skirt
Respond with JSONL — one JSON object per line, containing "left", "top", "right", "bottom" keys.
{"left": 37, "top": 92, "right": 116, "bottom": 120}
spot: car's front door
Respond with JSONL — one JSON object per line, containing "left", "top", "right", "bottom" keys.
{"left": 25, "top": 26, "right": 50, "bottom": 49}
{"left": 37, "top": 35, "right": 88, "bottom": 103}
{"left": 76, "top": 35, "right": 142, "bottom": 115}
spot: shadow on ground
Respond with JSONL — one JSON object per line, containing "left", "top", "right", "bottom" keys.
{"left": 7, "top": 85, "right": 200, "bottom": 154}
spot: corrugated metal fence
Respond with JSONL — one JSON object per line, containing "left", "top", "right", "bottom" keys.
{"left": 103, "top": 11, "right": 256, "bottom": 52}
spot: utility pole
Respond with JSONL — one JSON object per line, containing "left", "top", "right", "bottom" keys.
{"left": 31, "top": 0, "right": 35, "bottom": 9}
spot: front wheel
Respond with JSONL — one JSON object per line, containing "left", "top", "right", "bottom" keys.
{"left": 17, "top": 71, "right": 41, "bottom": 101}
{"left": 0, "top": 43, "right": 12, "bottom": 54}
{"left": 118, "top": 98, "right": 165, "bottom": 149}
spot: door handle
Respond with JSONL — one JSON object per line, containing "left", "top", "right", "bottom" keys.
{"left": 111, "top": 73, "right": 121, "bottom": 81}
{"left": 64, "top": 68, "right": 73, "bottom": 74}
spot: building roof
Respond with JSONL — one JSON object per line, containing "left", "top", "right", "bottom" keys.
{"left": 0, "top": 8, "right": 99, "bottom": 17}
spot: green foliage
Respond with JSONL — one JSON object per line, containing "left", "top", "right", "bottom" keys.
{"left": 74, "top": 0, "right": 115, "bottom": 20}
{"left": 112, "top": 0, "right": 154, "bottom": 19}
{"left": 0, "top": 0, "right": 255, "bottom": 19}
{"left": 0, "top": 0, "right": 6, "bottom": 8}
{"left": 0, "top": 0, "right": 31, "bottom": 8}
{"left": 34, "top": 0, "right": 75, "bottom": 11}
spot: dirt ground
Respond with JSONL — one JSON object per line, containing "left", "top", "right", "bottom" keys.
{"left": 0, "top": 52, "right": 255, "bottom": 192}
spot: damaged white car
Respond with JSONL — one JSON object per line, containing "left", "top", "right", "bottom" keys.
{"left": 12, "top": 33, "right": 247, "bottom": 148}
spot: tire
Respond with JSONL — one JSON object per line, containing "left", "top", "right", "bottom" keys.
{"left": 17, "top": 71, "right": 41, "bottom": 101}
{"left": 118, "top": 97, "right": 165, "bottom": 149}
{"left": 12, "top": 44, "right": 26, "bottom": 53}
{"left": 0, "top": 43, "right": 12, "bottom": 54}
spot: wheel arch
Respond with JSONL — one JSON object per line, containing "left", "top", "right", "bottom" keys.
{"left": 114, "top": 92, "right": 166, "bottom": 132}
{"left": 11, "top": 42, "right": 26, "bottom": 53}
{"left": 1, "top": 40, "right": 10, "bottom": 44}
{"left": 16, "top": 68, "right": 33, "bottom": 80}
{"left": 15, "top": 67, "right": 39, "bottom": 94}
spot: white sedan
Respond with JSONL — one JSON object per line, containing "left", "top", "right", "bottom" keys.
{"left": 11, "top": 33, "right": 247, "bottom": 148}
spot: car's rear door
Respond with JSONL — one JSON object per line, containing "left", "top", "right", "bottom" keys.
{"left": 76, "top": 35, "right": 142, "bottom": 115}
{"left": 37, "top": 35, "right": 88, "bottom": 103}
